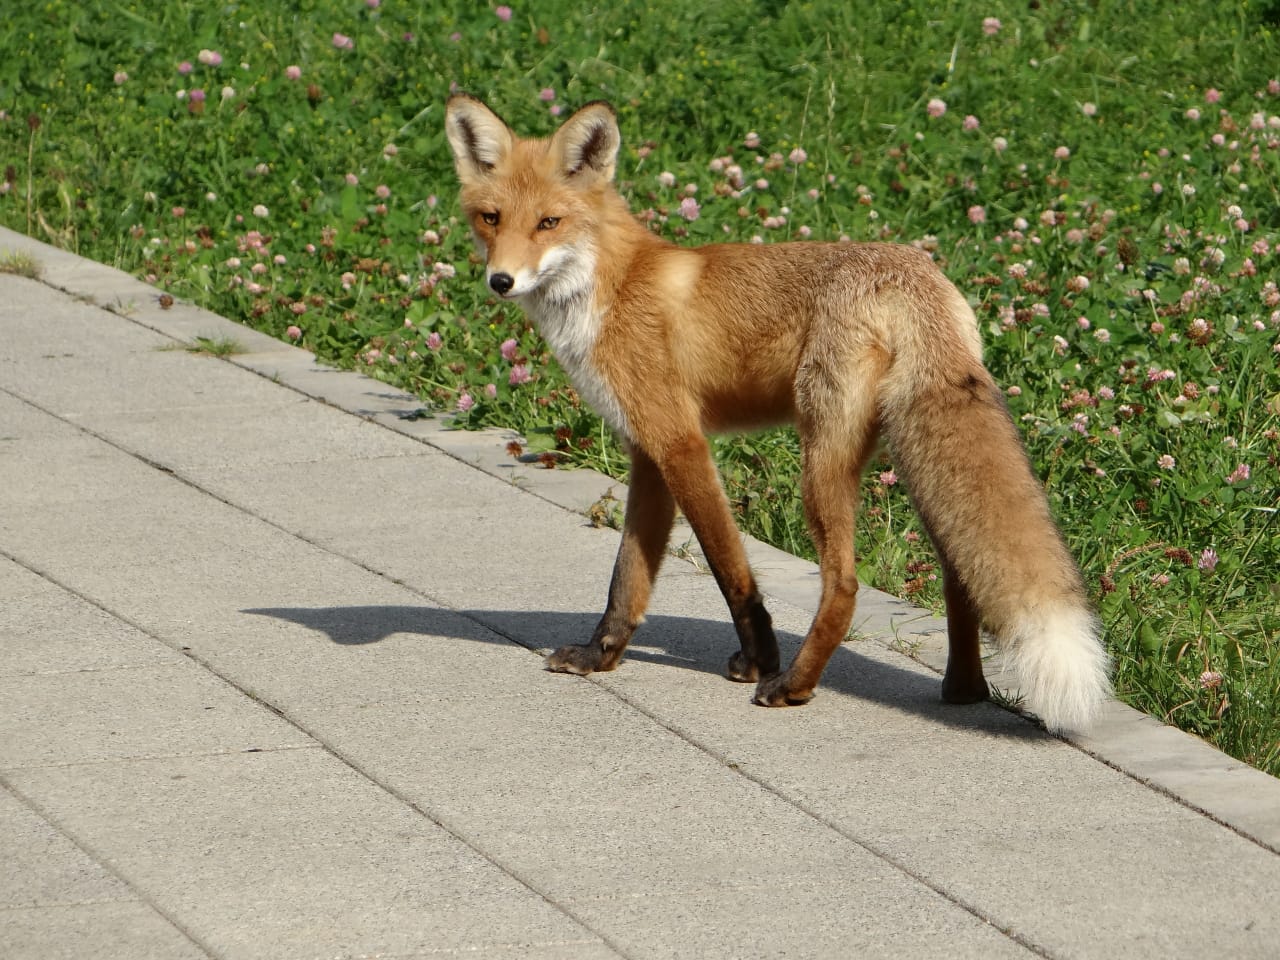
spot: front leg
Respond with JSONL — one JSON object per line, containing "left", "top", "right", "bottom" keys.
{"left": 546, "top": 447, "right": 675, "bottom": 675}
{"left": 652, "top": 432, "right": 780, "bottom": 683}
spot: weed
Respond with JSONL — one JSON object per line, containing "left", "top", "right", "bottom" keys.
{"left": 0, "top": 250, "right": 40, "bottom": 279}
{"left": 586, "top": 490, "right": 625, "bottom": 530}
{"left": 988, "top": 684, "right": 1027, "bottom": 715}
{"left": 186, "top": 335, "right": 245, "bottom": 358}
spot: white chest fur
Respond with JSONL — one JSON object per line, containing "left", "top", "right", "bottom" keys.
{"left": 520, "top": 245, "right": 632, "bottom": 439}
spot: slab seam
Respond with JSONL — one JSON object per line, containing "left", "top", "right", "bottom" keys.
{"left": 0, "top": 776, "right": 219, "bottom": 958}
{"left": 0, "top": 738, "right": 322, "bottom": 773}
{"left": 0, "top": 895, "right": 154, "bottom": 912}
{"left": 1066, "top": 745, "right": 1279, "bottom": 855}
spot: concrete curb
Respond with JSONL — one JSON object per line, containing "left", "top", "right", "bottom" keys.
{"left": 4, "top": 224, "right": 1277, "bottom": 856}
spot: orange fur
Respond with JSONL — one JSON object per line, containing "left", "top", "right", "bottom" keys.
{"left": 445, "top": 94, "right": 1111, "bottom": 733}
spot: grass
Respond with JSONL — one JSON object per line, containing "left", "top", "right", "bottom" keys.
{"left": 184, "top": 335, "right": 246, "bottom": 357}
{"left": 0, "top": 250, "right": 40, "bottom": 278}
{"left": 1, "top": 0, "right": 1277, "bottom": 774}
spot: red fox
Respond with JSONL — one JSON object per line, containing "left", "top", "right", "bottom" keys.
{"left": 445, "top": 93, "right": 1111, "bottom": 733}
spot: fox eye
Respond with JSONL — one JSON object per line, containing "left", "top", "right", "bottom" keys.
{"left": 480, "top": 211, "right": 500, "bottom": 227}
{"left": 537, "top": 216, "right": 561, "bottom": 231}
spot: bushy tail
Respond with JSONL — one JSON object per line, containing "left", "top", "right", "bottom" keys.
{"left": 880, "top": 306, "right": 1111, "bottom": 732}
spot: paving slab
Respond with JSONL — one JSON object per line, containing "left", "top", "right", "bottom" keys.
{"left": 0, "top": 786, "right": 208, "bottom": 959}
{"left": 0, "top": 389, "right": 1024, "bottom": 957}
{"left": 2, "top": 227, "right": 1280, "bottom": 959}
{"left": 0, "top": 901, "right": 211, "bottom": 960}
{"left": 0, "top": 557, "right": 184, "bottom": 675}
{"left": 7, "top": 751, "right": 604, "bottom": 960}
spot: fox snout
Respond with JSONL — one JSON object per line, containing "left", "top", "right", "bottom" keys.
{"left": 489, "top": 272, "right": 515, "bottom": 296}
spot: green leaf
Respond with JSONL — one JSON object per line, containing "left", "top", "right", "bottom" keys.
{"left": 1138, "top": 621, "right": 1161, "bottom": 655}
{"left": 340, "top": 185, "right": 360, "bottom": 225}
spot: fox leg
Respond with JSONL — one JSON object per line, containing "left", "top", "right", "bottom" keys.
{"left": 649, "top": 432, "right": 780, "bottom": 682}
{"left": 756, "top": 351, "right": 885, "bottom": 707}
{"left": 938, "top": 560, "right": 991, "bottom": 704}
{"left": 753, "top": 436, "right": 868, "bottom": 705}
{"left": 547, "top": 447, "right": 675, "bottom": 674}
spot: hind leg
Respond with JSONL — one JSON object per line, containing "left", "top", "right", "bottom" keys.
{"left": 753, "top": 450, "right": 862, "bottom": 705}
{"left": 755, "top": 361, "right": 883, "bottom": 706}
{"left": 939, "top": 561, "right": 990, "bottom": 704}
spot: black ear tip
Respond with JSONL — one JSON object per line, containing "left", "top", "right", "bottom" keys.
{"left": 445, "top": 92, "right": 509, "bottom": 120}
{"left": 445, "top": 91, "right": 477, "bottom": 111}
{"left": 579, "top": 99, "right": 617, "bottom": 116}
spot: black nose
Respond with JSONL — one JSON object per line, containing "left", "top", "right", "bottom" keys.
{"left": 489, "top": 272, "right": 514, "bottom": 296}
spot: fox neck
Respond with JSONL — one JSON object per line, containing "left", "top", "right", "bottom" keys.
{"left": 520, "top": 257, "right": 632, "bottom": 437}
{"left": 514, "top": 201, "right": 654, "bottom": 438}
{"left": 519, "top": 242, "right": 600, "bottom": 368}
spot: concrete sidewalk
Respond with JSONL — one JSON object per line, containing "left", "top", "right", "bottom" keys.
{"left": 1, "top": 225, "right": 1278, "bottom": 960}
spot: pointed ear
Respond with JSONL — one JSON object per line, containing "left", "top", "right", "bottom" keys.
{"left": 550, "top": 101, "right": 621, "bottom": 182}
{"left": 445, "top": 93, "right": 514, "bottom": 180}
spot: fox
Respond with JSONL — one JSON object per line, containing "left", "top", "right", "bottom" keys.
{"left": 444, "top": 93, "right": 1111, "bottom": 733}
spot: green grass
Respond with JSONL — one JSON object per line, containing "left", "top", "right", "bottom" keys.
{"left": 184, "top": 335, "right": 246, "bottom": 358}
{"left": 1, "top": 0, "right": 1277, "bottom": 773}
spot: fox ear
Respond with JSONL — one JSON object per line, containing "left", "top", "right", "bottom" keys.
{"left": 550, "top": 101, "right": 620, "bottom": 182}
{"left": 445, "top": 94, "right": 514, "bottom": 180}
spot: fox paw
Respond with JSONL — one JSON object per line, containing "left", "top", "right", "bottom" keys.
{"left": 752, "top": 672, "right": 814, "bottom": 707}
{"left": 726, "top": 651, "right": 759, "bottom": 683}
{"left": 941, "top": 672, "right": 990, "bottom": 705}
{"left": 545, "top": 643, "right": 618, "bottom": 675}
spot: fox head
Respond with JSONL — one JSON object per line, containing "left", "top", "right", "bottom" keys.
{"left": 444, "top": 94, "right": 621, "bottom": 303}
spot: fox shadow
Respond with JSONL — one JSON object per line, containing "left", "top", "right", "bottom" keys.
{"left": 241, "top": 603, "right": 1041, "bottom": 738}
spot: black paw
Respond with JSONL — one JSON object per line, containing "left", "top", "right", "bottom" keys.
{"left": 545, "top": 643, "right": 618, "bottom": 675}
{"left": 941, "top": 672, "right": 990, "bottom": 705}
{"left": 726, "top": 650, "right": 759, "bottom": 683}
{"left": 752, "top": 671, "right": 814, "bottom": 707}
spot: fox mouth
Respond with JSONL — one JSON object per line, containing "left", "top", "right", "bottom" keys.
{"left": 484, "top": 244, "right": 591, "bottom": 302}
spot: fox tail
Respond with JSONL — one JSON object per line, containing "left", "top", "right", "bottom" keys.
{"left": 880, "top": 289, "right": 1111, "bottom": 733}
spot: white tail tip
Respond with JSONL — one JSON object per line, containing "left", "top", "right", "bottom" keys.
{"left": 1002, "top": 606, "right": 1111, "bottom": 733}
